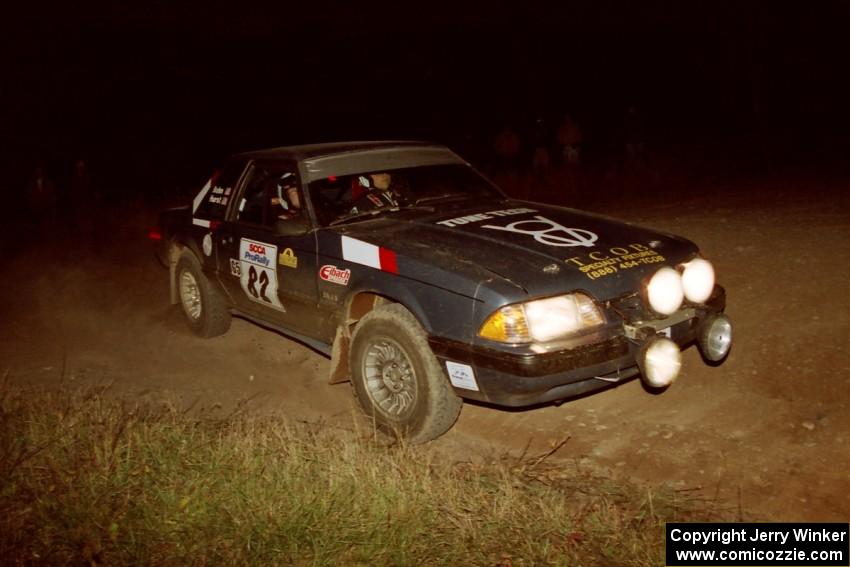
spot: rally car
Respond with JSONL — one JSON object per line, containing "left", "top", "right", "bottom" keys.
{"left": 155, "top": 141, "right": 732, "bottom": 443}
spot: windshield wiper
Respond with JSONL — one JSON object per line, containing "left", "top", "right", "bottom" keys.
{"left": 328, "top": 203, "right": 439, "bottom": 227}
{"left": 329, "top": 207, "right": 398, "bottom": 227}
{"left": 414, "top": 193, "right": 468, "bottom": 205}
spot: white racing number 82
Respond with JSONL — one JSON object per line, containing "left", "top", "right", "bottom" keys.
{"left": 239, "top": 238, "right": 285, "bottom": 312}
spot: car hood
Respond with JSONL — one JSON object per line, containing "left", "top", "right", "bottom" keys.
{"left": 337, "top": 201, "right": 699, "bottom": 300}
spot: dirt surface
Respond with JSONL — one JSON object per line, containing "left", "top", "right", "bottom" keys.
{"left": 2, "top": 178, "right": 849, "bottom": 522}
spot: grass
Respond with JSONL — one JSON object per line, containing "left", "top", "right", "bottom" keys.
{"left": 0, "top": 380, "right": 723, "bottom": 566}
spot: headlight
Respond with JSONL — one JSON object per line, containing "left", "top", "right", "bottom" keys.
{"left": 681, "top": 258, "right": 715, "bottom": 304}
{"left": 638, "top": 336, "right": 682, "bottom": 388}
{"left": 479, "top": 293, "right": 604, "bottom": 344}
{"left": 646, "top": 267, "right": 684, "bottom": 316}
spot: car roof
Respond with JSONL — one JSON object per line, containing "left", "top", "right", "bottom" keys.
{"left": 235, "top": 141, "right": 444, "bottom": 161}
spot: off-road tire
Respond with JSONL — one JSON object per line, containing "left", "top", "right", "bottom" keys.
{"left": 176, "top": 251, "right": 231, "bottom": 338}
{"left": 349, "top": 303, "right": 463, "bottom": 443}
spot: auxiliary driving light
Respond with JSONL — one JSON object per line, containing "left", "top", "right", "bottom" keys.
{"left": 698, "top": 313, "right": 732, "bottom": 362}
{"left": 681, "top": 258, "right": 715, "bottom": 304}
{"left": 637, "top": 336, "right": 682, "bottom": 388}
{"left": 647, "top": 267, "right": 684, "bottom": 316}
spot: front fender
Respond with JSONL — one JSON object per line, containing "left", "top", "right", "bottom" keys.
{"left": 343, "top": 272, "right": 481, "bottom": 347}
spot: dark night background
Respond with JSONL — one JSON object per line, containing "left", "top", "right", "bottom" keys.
{"left": 3, "top": 1, "right": 849, "bottom": 204}
{"left": 2, "top": 3, "right": 850, "bottom": 532}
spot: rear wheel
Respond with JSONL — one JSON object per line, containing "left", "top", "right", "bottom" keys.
{"left": 176, "top": 251, "right": 231, "bottom": 338}
{"left": 350, "top": 303, "right": 462, "bottom": 443}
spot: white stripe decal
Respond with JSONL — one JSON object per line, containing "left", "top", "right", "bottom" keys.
{"left": 341, "top": 236, "right": 380, "bottom": 269}
{"left": 192, "top": 178, "right": 212, "bottom": 214}
{"left": 192, "top": 218, "right": 211, "bottom": 228}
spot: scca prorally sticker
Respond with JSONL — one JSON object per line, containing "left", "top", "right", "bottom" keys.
{"left": 565, "top": 243, "right": 667, "bottom": 280}
{"left": 482, "top": 216, "right": 598, "bottom": 248}
{"left": 229, "top": 258, "right": 241, "bottom": 277}
{"left": 239, "top": 239, "right": 285, "bottom": 311}
{"left": 445, "top": 361, "right": 479, "bottom": 391}
{"left": 435, "top": 207, "right": 536, "bottom": 227}
{"left": 319, "top": 265, "right": 351, "bottom": 286}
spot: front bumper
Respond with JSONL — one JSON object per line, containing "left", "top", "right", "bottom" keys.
{"left": 429, "top": 286, "right": 727, "bottom": 407}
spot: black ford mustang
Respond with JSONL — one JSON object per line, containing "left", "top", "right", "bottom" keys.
{"left": 156, "top": 141, "right": 732, "bottom": 442}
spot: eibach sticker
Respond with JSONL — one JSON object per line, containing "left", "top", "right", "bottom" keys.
{"left": 319, "top": 265, "right": 351, "bottom": 286}
{"left": 239, "top": 239, "right": 285, "bottom": 311}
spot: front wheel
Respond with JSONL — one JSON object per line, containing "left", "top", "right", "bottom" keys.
{"left": 176, "top": 251, "right": 232, "bottom": 338}
{"left": 349, "top": 304, "right": 462, "bottom": 443}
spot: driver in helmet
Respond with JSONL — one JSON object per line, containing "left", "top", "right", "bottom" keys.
{"left": 271, "top": 172, "right": 303, "bottom": 220}
{"left": 349, "top": 171, "right": 405, "bottom": 213}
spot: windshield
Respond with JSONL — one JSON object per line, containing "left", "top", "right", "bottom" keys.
{"left": 307, "top": 164, "right": 503, "bottom": 227}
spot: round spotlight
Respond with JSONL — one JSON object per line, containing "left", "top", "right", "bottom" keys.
{"left": 698, "top": 313, "right": 732, "bottom": 362}
{"left": 638, "top": 336, "right": 682, "bottom": 388}
{"left": 682, "top": 258, "right": 715, "bottom": 304}
{"left": 647, "top": 267, "right": 684, "bottom": 316}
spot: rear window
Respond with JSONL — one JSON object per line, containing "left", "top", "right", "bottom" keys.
{"left": 195, "top": 160, "right": 244, "bottom": 221}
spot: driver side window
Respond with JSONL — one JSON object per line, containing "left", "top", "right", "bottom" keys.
{"left": 236, "top": 164, "right": 301, "bottom": 228}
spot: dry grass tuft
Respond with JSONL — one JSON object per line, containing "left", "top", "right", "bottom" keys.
{"left": 0, "top": 381, "right": 726, "bottom": 565}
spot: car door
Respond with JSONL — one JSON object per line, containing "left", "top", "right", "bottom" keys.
{"left": 216, "top": 160, "right": 321, "bottom": 336}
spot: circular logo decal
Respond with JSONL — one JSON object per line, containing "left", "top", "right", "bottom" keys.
{"left": 202, "top": 233, "right": 213, "bottom": 256}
